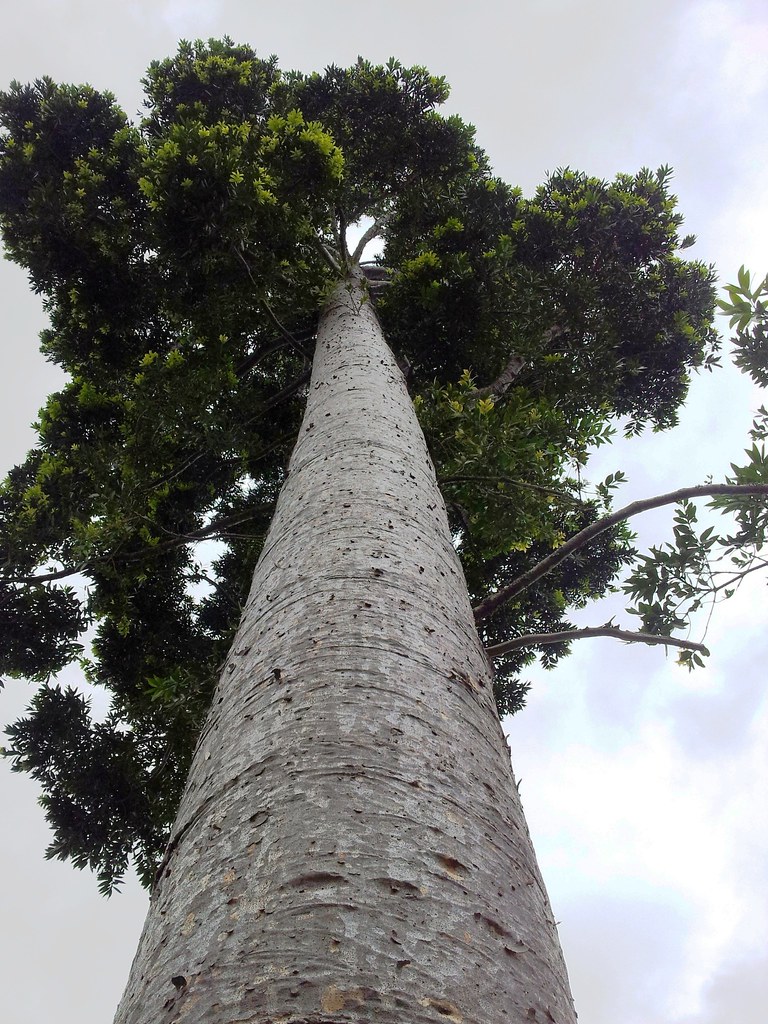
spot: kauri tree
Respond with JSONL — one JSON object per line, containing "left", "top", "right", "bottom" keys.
{"left": 1, "top": 40, "right": 767, "bottom": 1022}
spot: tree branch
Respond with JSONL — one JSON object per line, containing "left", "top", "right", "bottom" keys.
{"left": 337, "top": 207, "right": 349, "bottom": 266}
{"left": 486, "top": 626, "right": 710, "bottom": 659}
{"left": 242, "top": 369, "right": 312, "bottom": 425}
{"left": 709, "top": 556, "right": 768, "bottom": 595}
{"left": 2, "top": 508, "right": 271, "bottom": 587}
{"left": 439, "top": 474, "right": 584, "bottom": 506}
{"left": 233, "top": 245, "right": 313, "bottom": 358}
{"left": 473, "top": 482, "right": 768, "bottom": 623}
{"left": 235, "top": 331, "right": 315, "bottom": 379}
{"left": 315, "top": 236, "right": 342, "bottom": 274}
{"left": 1, "top": 562, "right": 90, "bottom": 587}
{"left": 469, "top": 325, "right": 564, "bottom": 402}
{"left": 472, "top": 353, "right": 525, "bottom": 401}
{"left": 351, "top": 218, "right": 387, "bottom": 264}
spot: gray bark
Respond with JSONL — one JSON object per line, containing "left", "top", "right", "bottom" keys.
{"left": 114, "top": 270, "right": 576, "bottom": 1024}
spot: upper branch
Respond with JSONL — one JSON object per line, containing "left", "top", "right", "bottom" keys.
{"left": 473, "top": 482, "right": 768, "bottom": 623}
{"left": 472, "top": 353, "right": 525, "bottom": 401}
{"left": 315, "top": 237, "right": 342, "bottom": 274}
{"left": 351, "top": 216, "right": 388, "bottom": 264}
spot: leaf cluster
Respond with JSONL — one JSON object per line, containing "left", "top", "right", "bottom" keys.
{"left": 717, "top": 266, "right": 768, "bottom": 387}
{"left": 379, "top": 165, "right": 718, "bottom": 432}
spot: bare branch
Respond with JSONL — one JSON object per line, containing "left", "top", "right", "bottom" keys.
{"left": 473, "top": 482, "right": 768, "bottom": 623}
{"left": 351, "top": 218, "right": 387, "bottom": 264}
{"left": 235, "top": 329, "right": 315, "bottom": 379}
{"left": 473, "top": 353, "right": 525, "bottom": 401}
{"left": 486, "top": 626, "right": 710, "bottom": 659}
{"left": 1, "top": 562, "right": 90, "bottom": 587}
{"left": 469, "top": 325, "right": 564, "bottom": 402}
{"left": 337, "top": 207, "right": 349, "bottom": 266}
{"left": 242, "top": 369, "right": 311, "bottom": 424}
{"left": 262, "top": 298, "right": 312, "bottom": 359}
{"left": 315, "top": 237, "right": 342, "bottom": 274}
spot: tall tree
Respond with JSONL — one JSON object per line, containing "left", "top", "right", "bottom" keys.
{"left": 1, "top": 41, "right": 766, "bottom": 1021}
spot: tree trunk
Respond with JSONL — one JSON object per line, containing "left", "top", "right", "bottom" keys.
{"left": 114, "top": 270, "right": 577, "bottom": 1024}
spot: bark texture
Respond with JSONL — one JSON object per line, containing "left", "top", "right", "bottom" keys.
{"left": 114, "top": 271, "right": 577, "bottom": 1024}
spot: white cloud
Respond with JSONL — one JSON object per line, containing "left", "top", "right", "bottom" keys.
{"left": 159, "top": 0, "right": 222, "bottom": 37}
{"left": 682, "top": 0, "right": 768, "bottom": 114}
{"left": 673, "top": 952, "right": 768, "bottom": 1024}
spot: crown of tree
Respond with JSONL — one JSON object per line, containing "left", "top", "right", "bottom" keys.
{"left": 2, "top": 40, "right": 765, "bottom": 895}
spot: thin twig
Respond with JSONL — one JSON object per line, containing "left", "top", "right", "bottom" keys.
{"left": 439, "top": 474, "right": 584, "bottom": 506}
{"left": 709, "top": 555, "right": 768, "bottom": 595}
{"left": 233, "top": 245, "right": 310, "bottom": 355}
{"left": 1, "top": 562, "right": 90, "bottom": 587}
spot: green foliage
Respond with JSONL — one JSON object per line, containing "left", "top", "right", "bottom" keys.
{"left": 0, "top": 41, "right": 725, "bottom": 890}
{"left": 4, "top": 685, "right": 187, "bottom": 893}
{"left": 281, "top": 57, "right": 468, "bottom": 225}
{"left": 380, "top": 165, "right": 718, "bottom": 431}
{"left": 623, "top": 276, "right": 768, "bottom": 663}
{"left": 717, "top": 267, "right": 768, "bottom": 386}
{"left": 0, "top": 584, "right": 86, "bottom": 680}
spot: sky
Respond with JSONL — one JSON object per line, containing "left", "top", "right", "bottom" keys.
{"left": 1, "top": 2, "right": 767, "bottom": 1022}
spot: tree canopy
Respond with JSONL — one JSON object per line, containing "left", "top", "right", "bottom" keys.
{"left": 0, "top": 39, "right": 753, "bottom": 893}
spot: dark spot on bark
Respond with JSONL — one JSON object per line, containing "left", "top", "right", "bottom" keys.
{"left": 474, "top": 911, "right": 513, "bottom": 939}
{"left": 171, "top": 975, "right": 187, "bottom": 990}
{"left": 434, "top": 853, "right": 470, "bottom": 878}
{"left": 372, "top": 877, "right": 421, "bottom": 896}
{"left": 425, "top": 997, "right": 461, "bottom": 1017}
{"left": 396, "top": 959, "right": 412, "bottom": 969}
{"left": 285, "top": 871, "right": 347, "bottom": 891}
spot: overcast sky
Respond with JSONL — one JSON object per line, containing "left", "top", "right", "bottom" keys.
{"left": 1, "top": 2, "right": 767, "bottom": 1022}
